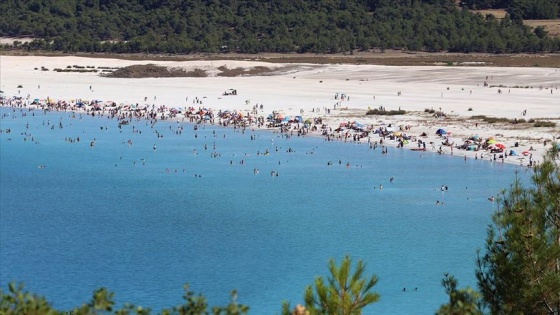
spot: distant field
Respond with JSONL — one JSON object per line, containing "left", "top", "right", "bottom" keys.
{"left": 471, "top": 9, "right": 508, "bottom": 19}
{"left": 524, "top": 20, "right": 560, "bottom": 37}
{"left": 471, "top": 9, "right": 560, "bottom": 37}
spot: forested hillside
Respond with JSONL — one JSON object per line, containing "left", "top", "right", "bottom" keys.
{"left": 1, "top": 0, "right": 559, "bottom": 54}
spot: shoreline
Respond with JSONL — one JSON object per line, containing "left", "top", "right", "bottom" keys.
{"left": 0, "top": 55, "right": 558, "bottom": 166}
{"left": 0, "top": 100, "right": 552, "bottom": 167}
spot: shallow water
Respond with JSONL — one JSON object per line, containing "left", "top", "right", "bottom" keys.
{"left": 0, "top": 107, "right": 528, "bottom": 314}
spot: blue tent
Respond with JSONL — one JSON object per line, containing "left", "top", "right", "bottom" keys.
{"left": 436, "top": 128, "right": 447, "bottom": 135}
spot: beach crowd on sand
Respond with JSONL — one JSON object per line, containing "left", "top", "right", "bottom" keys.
{"left": 1, "top": 56, "right": 559, "bottom": 167}
{"left": 0, "top": 87, "right": 555, "bottom": 169}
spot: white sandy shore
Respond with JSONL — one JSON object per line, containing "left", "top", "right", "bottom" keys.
{"left": 1, "top": 56, "right": 558, "bottom": 165}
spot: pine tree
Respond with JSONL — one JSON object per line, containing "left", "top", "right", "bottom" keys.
{"left": 475, "top": 147, "right": 560, "bottom": 314}
{"left": 282, "top": 256, "right": 380, "bottom": 315}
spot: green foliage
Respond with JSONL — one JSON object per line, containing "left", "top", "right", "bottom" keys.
{"left": 0, "top": 0, "right": 558, "bottom": 54}
{"left": 436, "top": 273, "right": 482, "bottom": 315}
{"left": 469, "top": 115, "right": 521, "bottom": 124}
{"left": 293, "top": 256, "right": 380, "bottom": 315}
{"left": 509, "top": 0, "right": 560, "bottom": 20}
{"left": 1, "top": 282, "right": 248, "bottom": 315}
{"left": 0, "top": 282, "right": 58, "bottom": 315}
{"left": 1, "top": 257, "right": 377, "bottom": 315}
{"left": 475, "top": 147, "right": 560, "bottom": 314}
{"left": 534, "top": 26, "right": 548, "bottom": 39}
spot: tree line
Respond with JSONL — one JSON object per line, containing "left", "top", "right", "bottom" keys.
{"left": 2, "top": 148, "right": 559, "bottom": 314}
{"left": 1, "top": 0, "right": 559, "bottom": 54}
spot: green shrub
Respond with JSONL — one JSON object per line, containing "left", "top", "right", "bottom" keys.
{"left": 533, "top": 121, "right": 556, "bottom": 127}
{"left": 366, "top": 109, "right": 406, "bottom": 115}
{"left": 471, "top": 115, "right": 516, "bottom": 124}
{"left": 470, "top": 115, "right": 487, "bottom": 119}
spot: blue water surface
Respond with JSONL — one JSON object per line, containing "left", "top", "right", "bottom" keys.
{"left": 0, "top": 107, "right": 528, "bottom": 314}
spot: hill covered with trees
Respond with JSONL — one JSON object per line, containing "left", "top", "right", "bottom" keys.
{"left": 1, "top": 0, "right": 559, "bottom": 54}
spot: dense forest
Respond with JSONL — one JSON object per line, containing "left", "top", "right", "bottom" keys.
{"left": 1, "top": 0, "right": 559, "bottom": 54}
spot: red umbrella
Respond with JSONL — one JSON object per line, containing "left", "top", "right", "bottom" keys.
{"left": 495, "top": 143, "right": 506, "bottom": 149}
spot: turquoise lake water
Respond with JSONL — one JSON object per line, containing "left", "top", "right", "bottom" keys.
{"left": 0, "top": 107, "right": 528, "bottom": 314}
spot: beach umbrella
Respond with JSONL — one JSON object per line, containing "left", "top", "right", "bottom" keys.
{"left": 495, "top": 143, "right": 506, "bottom": 149}
{"left": 487, "top": 139, "right": 497, "bottom": 144}
{"left": 393, "top": 131, "right": 402, "bottom": 137}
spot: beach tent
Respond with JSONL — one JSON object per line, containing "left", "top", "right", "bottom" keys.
{"left": 436, "top": 128, "right": 447, "bottom": 135}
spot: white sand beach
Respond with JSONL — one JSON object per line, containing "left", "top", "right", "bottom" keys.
{"left": 1, "top": 55, "right": 558, "bottom": 165}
